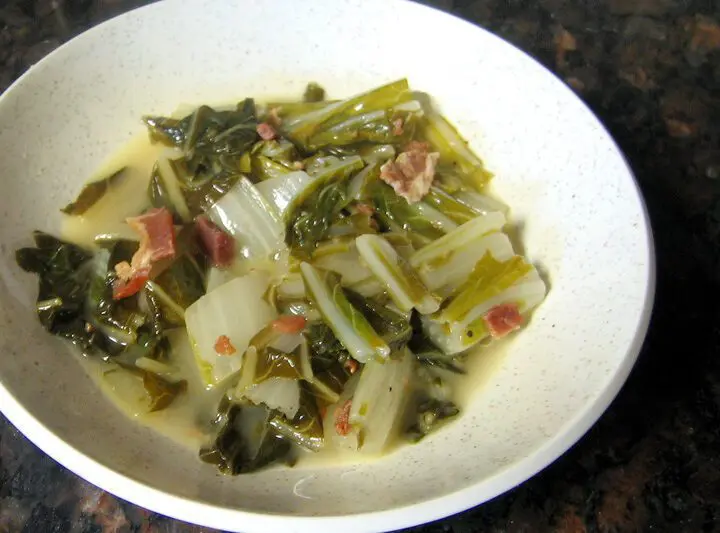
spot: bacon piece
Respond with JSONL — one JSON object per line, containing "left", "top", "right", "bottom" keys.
{"left": 214, "top": 335, "right": 237, "bottom": 356}
{"left": 483, "top": 303, "right": 523, "bottom": 338}
{"left": 271, "top": 315, "right": 307, "bottom": 334}
{"left": 195, "top": 215, "right": 235, "bottom": 267}
{"left": 126, "top": 207, "right": 175, "bottom": 262}
{"left": 392, "top": 118, "right": 404, "bottom": 136}
{"left": 344, "top": 359, "right": 359, "bottom": 375}
{"left": 112, "top": 207, "right": 175, "bottom": 300}
{"left": 379, "top": 143, "right": 440, "bottom": 204}
{"left": 112, "top": 265, "right": 150, "bottom": 300}
{"left": 334, "top": 399, "right": 352, "bottom": 436}
{"left": 256, "top": 122, "right": 277, "bottom": 140}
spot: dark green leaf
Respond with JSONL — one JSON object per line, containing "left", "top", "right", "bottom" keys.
{"left": 304, "top": 322, "right": 351, "bottom": 373}
{"left": 286, "top": 181, "right": 349, "bottom": 257}
{"left": 269, "top": 383, "right": 324, "bottom": 452}
{"left": 61, "top": 167, "right": 128, "bottom": 216}
{"left": 143, "top": 101, "right": 259, "bottom": 209}
{"left": 16, "top": 232, "right": 99, "bottom": 355}
{"left": 142, "top": 373, "right": 188, "bottom": 412}
{"left": 303, "top": 82, "right": 326, "bottom": 103}
{"left": 409, "top": 314, "right": 466, "bottom": 374}
{"left": 406, "top": 398, "right": 460, "bottom": 442}
{"left": 369, "top": 182, "right": 445, "bottom": 244}
{"left": 85, "top": 247, "right": 145, "bottom": 355}
{"left": 181, "top": 171, "right": 240, "bottom": 215}
{"left": 151, "top": 254, "right": 206, "bottom": 327}
{"left": 343, "top": 289, "right": 412, "bottom": 351}
{"left": 199, "top": 402, "right": 291, "bottom": 475}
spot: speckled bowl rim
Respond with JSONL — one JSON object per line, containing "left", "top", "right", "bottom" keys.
{"left": 0, "top": 1, "right": 656, "bottom": 531}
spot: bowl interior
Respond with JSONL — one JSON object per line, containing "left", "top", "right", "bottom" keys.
{"left": 0, "top": 1, "right": 653, "bottom": 531}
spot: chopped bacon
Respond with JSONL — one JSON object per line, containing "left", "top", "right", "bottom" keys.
{"left": 112, "top": 265, "right": 150, "bottom": 300}
{"left": 126, "top": 207, "right": 175, "bottom": 262}
{"left": 271, "top": 315, "right": 307, "bottom": 334}
{"left": 195, "top": 215, "right": 235, "bottom": 267}
{"left": 379, "top": 143, "right": 440, "bottom": 204}
{"left": 355, "top": 202, "right": 375, "bottom": 216}
{"left": 214, "top": 335, "right": 237, "bottom": 356}
{"left": 112, "top": 207, "right": 175, "bottom": 300}
{"left": 392, "top": 118, "right": 404, "bottom": 136}
{"left": 344, "top": 359, "right": 359, "bottom": 375}
{"left": 256, "top": 122, "right": 277, "bottom": 140}
{"left": 483, "top": 303, "right": 523, "bottom": 338}
{"left": 334, "top": 399, "right": 352, "bottom": 436}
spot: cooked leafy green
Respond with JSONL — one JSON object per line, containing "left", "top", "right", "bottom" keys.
{"left": 283, "top": 79, "right": 411, "bottom": 150}
{"left": 305, "top": 322, "right": 351, "bottom": 372}
{"left": 147, "top": 160, "right": 192, "bottom": 222}
{"left": 286, "top": 180, "right": 349, "bottom": 257}
{"left": 269, "top": 384, "right": 324, "bottom": 452}
{"left": 16, "top": 232, "right": 96, "bottom": 354}
{"left": 199, "top": 400, "right": 290, "bottom": 475}
{"left": 344, "top": 290, "right": 412, "bottom": 352}
{"left": 61, "top": 167, "right": 128, "bottom": 216}
{"left": 303, "top": 82, "right": 326, "bottom": 103}
{"left": 369, "top": 182, "right": 446, "bottom": 245}
{"left": 284, "top": 157, "right": 364, "bottom": 256}
{"left": 150, "top": 255, "right": 205, "bottom": 326}
{"left": 143, "top": 372, "right": 188, "bottom": 412}
{"left": 409, "top": 323, "right": 466, "bottom": 375}
{"left": 406, "top": 398, "right": 460, "bottom": 443}
{"left": 301, "top": 263, "right": 390, "bottom": 364}
{"left": 419, "top": 101, "right": 493, "bottom": 190}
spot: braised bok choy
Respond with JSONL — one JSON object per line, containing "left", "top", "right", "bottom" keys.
{"left": 16, "top": 80, "right": 546, "bottom": 474}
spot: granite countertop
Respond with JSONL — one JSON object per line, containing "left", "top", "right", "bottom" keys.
{"left": 1, "top": 0, "right": 719, "bottom": 531}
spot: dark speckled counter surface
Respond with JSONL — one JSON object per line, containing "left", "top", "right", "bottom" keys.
{"left": 1, "top": 0, "right": 719, "bottom": 532}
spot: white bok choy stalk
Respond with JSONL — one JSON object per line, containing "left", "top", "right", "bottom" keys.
{"left": 410, "top": 212, "right": 509, "bottom": 294}
{"left": 311, "top": 237, "right": 374, "bottom": 286}
{"left": 234, "top": 336, "right": 313, "bottom": 420}
{"left": 355, "top": 234, "right": 439, "bottom": 314}
{"left": 185, "top": 272, "right": 276, "bottom": 386}
{"left": 254, "top": 171, "right": 315, "bottom": 217}
{"left": 348, "top": 347, "right": 414, "bottom": 454}
{"left": 208, "top": 177, "right": 286, "bottom": 262}
{"left": 422, "top": 253, "right": 547, "bottom": 354}
{"left": 322, "top": 374, "right": 361, "bottom": 452}
{"left": 300, "top": 262, "right": 389, "bottom": 363}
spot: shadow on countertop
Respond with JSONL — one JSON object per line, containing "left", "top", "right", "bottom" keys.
{"left": 1, "top": 0, "right": 719, "bottom": 532}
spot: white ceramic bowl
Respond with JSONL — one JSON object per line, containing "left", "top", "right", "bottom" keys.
{"left": 0, "top": 1, "right": 654, "bottom": 531}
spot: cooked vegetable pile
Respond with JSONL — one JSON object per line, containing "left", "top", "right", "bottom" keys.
{"left": 16, "top": 80, "right": 546, "bottom": 474}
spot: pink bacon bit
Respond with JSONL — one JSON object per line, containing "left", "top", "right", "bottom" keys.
{"left": 379, "top": 142, "right": 440, "bottom": 204}
{"left": 214, "top": 335, "right": 237, "bottom": 356}
{"left": 195, "top": 215, "right": 235, "bottom": 267}
{"left": 483, "top": 303, "right": 523, "bottom": 338}
{"left": 112, "top": 207, "right": 175, "bottom": 300}
{"left": 256, "top": 122, "right": 277, "bottom": 140}
{"left": 334, "top": 399, "right": 352, "bottom": 436}
{"left": 271, "top": 315, "right": 307, "bottom": 334}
